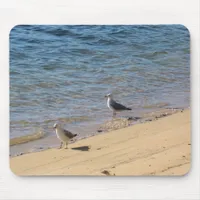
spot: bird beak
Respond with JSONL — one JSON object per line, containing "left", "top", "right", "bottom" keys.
{"left": 105, "top": 95, "right": 107, "bottom": 98}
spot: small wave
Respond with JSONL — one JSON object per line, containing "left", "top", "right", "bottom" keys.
{"left": 10, "top": 131, "right": 45, "bottom": 146}
{"left": 10, "top": 71, "right": 21, "bottom": 75}
{"left": 70, "top": 48, "right": 94, "bottom": 55}
{"left": 143, "top": 102, "right": 170, "bottom": 109}
{"left": 58, "top": 116, "right": 90, "bottom": 123}
{"left": 110, "top": 29, "right": 127, "bottom": 35}
{"left": 10, "top": 120, "right": 31, "bottom": 126}
{"left": 43, "top": 28, "right": 79, "bottom": 37}
{"left": 78, "top": 35, "right": 97, "bottom": 41}
{"left": 42, "top": 65, "right": 57, "bottom": 71}
{"left": 97, "top": 38, "right": 116, "bottom": 45}
{"left": 152, "top": 51, "right": 168, "bottom": 56}
{"left": 141, "top": 51, "right": 168, "bottom": 59}
{"left": 35, "top": 81, "right": 57, "bottom": 89}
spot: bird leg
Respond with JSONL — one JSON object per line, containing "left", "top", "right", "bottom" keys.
{"left": 112, "top": 111, "right": 116, "bottom": 118}
{"left": 58, "top": 142, "right": 63, "bottom": 149}
{"left": 64, "top": 141, "right": 68, "bottom": 149}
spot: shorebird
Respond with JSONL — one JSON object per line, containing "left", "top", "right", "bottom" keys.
{"left": 53, "top": 123, "right": 77, "bottom": 149}
{"left": 105, "top": 93, "right": 132, "bottom": 117}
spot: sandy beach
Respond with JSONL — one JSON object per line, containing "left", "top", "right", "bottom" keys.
{"left": 10, "top": 109, "right": 190, "bottom": 176}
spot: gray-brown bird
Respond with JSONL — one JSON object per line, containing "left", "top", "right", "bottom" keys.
{"left": 53, "top": 123, "right": 77, "bottom": 149}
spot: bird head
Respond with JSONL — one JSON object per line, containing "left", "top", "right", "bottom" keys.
{"left": 53, "top": 123, "right": 58, "bottom": 129}
{"left": 105, "top": 93, "right": 112, "bottom": 98}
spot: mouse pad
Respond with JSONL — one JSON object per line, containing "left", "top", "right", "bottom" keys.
{"left": 9, "top": 25, "right": 190, "bottom": 176}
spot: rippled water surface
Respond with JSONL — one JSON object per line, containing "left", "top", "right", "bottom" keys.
{"left": 10, "top": 25, "right": 190, "bottom": 141}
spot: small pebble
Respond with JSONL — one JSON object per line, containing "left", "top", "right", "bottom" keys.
{"left": 101, "top": 170, "right": 112, "bottom": 176}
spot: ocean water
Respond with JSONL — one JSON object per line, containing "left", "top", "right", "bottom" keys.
{"left": 10, "top": 25, "right": 190, "bottom": 145}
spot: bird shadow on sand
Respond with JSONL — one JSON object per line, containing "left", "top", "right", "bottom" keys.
{"left": 71, "top": 146, "right": 90, "bottom": 151}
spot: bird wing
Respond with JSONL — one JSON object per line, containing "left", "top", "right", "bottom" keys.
{"left": 63, "top": 129, "right": 76, "bottom": 139}
{"left": 110, "top": 99, "right": 131, "bottom": 110}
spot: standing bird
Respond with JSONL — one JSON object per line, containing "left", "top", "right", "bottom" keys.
{"left": 105, "top": 93, "right": 132, "bottom": 117}
{"left": 53, "top": 123, "right": 77, "bottom": 149}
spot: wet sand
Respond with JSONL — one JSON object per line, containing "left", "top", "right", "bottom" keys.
{"left": 10, "top": 109, "right": 190, "bottom": 176}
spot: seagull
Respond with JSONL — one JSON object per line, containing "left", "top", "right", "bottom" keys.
{"left": 105, "top": 93, "right": 132, "bottom": 117}
{"left": 53, "top": 123, "right": 77, "bottom": 149}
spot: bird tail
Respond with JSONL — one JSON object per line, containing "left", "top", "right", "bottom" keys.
{"left": 73, "top": 134, "right": 78, "bottom": 137}
{"left": 126, "top": 107, "right": 132, "bottom": 110}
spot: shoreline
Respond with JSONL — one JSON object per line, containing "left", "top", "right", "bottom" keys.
{"left": 10, "top": 107, "right": 186, "bottom": 157}
{"left": 10, "top": 108, "right": 190, "bottom": 176}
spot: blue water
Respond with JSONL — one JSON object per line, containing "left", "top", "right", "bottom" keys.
{"left": 10, "top": 25, "right": 190, "bottom": 140}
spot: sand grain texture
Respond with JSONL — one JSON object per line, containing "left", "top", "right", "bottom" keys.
{"left": 10, "top": 110, "right": 190, "bottom": 176}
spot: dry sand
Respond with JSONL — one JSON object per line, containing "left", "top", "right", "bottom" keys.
{"left": 10, "top": 109, "right": 191, "bottom": 176}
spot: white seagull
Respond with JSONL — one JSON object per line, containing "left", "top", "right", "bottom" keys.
{"left": 53, "top": 123, "right": 77, "bottom": 149}
{"left": 105, "top": 93, "right": 132, "bottom": 117}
